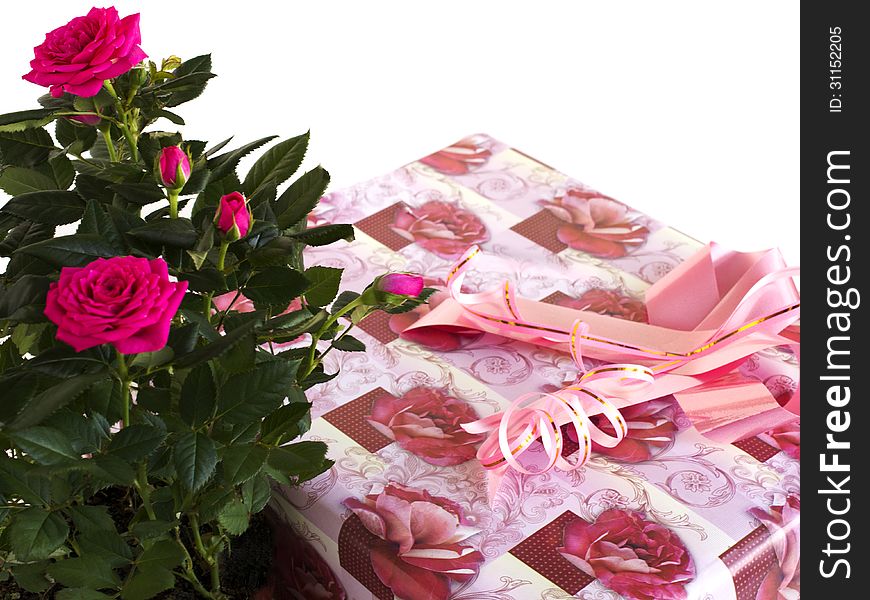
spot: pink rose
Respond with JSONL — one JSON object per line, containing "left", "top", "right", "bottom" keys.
{"left": 215, "top": 192, "right": 252, "bottom": 239}
{"left": 557, "top": 288, "right": 648, "bottom": 323}
{"left": 23, "top": 7, "right": 147, "bottom": 98}
{"left": 569, "top": 398, "right": 679, "bottom": 463}
{"left": 749, "top": 495, "right": 800, "bottom": 600}
{"left": 367, "top": 387, "right": 484, "bottom": 466}
{"left": 66, "top": 114, "right": 101, "bottom": 126}
{"left": 420, "top": 136, "right": 493, "bottom": 175}
{"left": 344, "top": 483, "right": 484, "bottom": 600}
{"left": 269, "top": 527, "right": 347, "bottom": 600}
{"left": 376, "top": 273, "right": 424, "bottom": 297}
{"left": 391, "top": 200, "right": 489, "bottom": 259}
{"left": 558, "top": 509, "right": 695, "bottom": 600}
{"left": 540, "top": 186, "right": 649, "bottom": 258}
{"left": 767, "top": 420, "right": 800, "bottom": 460}
{"left": 44, "top": 256, "right": 187, "bottom": 354}
{"left": 158, "top": 145, "right": 191, "bottom": 189}
{"left": 389, "top": 280, "right": 484, "bottom": 351}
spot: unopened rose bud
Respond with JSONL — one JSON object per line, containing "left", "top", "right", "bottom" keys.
{"left": 214, "top": 191, "right": 252, "bottom": 241}
{"left": 157, "top": 145, "right": 191, "bottom": 190}
{"left": 66, "top": 114, "right": 101, "bottom": 126}
{"left": 377, "top": 273, "right": 424, "bottom": 297}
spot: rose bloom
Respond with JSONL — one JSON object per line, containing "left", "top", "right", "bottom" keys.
{"left": 158, "top": 145, "right": 192, "bottom": 188}
{"left": 540, "top": 186, "right": 649, "bottom": 258}
{"left": 749, "top": 495, "right": 800, "bottom": 600}
{"left": 44, "top": 256, "right": 187, "bottom": 354}
{"left": 376, "top": 272, "right": 424, "bottom": 297}
{"left": 23, "top": 7, "right": 147, "bottom": 98}
{"left": 419, "top": 136, "right": 493, "bottom": 175}
{"left": 367, "top": 387, "right": 484, "bottom": 466}
{"left": 215, "top": 191, "right": 252, "bottom": 238}
{"left": 558, "top": 509, "right": 695, "bottom": 600}
{"left": 391, "top": 200, "right": 489, "bottom": 259}
{"left": 557, "top": 288, "right": 648, "bottom": 323}
{"left": 389, "top": 280, "right": 484, "bottom": 352}
{"left": 344, "top": 483, "right": 484, "bottom": 600}
{"left": 569, "top": 398, "right": 679, "bottom": 463}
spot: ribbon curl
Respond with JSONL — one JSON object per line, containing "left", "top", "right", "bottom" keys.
{"left": 402, "top": 243, "right": 800, "bottom": 501}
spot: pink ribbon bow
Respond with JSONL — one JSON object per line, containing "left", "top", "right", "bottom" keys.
{"left": 402, "top": 243, "right": 800, "bottom": 501}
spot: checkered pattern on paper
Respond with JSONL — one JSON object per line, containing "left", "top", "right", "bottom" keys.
{"left": 271, "top": 134, "right": 800, "bottom": 600}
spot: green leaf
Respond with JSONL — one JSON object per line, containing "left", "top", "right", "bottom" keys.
{"left": 56, "top": 589, "right": 114, "bottom": 600}
{"left": 8, "top": 507, "right": 69, "bottom": 561}
{"left": 87, "top": 454, "right": 136, "bottom": 487}
{"left": 130, "top": 347, "right": 175, "bottom": 369}
{"left": 288, "top": 223, "right": 354, "bottom": 246}
{"left": 332, "top": 334, "right": 366, "bottom": 352}
{"left": 49, "top": 153, "right": 75, "bottom": 189}
{"left": 303, "top": 265, "right": 342, "bottom": 307}
{"left": 0, "top": 166, "right": 58, "bottom": 195}
{"left": 47, "top": 556, "right": 121, "bottom": 590}
{"left": 186, "top": 224, "right": 215, "bottom": 269}
{"left": 110, "top": 182, "right": 167, "bottom": 206}
{"left": 10, "top": 560, "right": 51, "bottom": 593}
{"left": 217, "top": 498, "right": 250, "bottom": 535}
{"left": 216, "top": 361, "right": 298, "bottom": 424}
{"left": 121, "top": 567, "right": 175, "bottom": 600}
{"left": 14, "top": 233, "right": 119, "bottom": 267}
{"left": 275, "top": 165, "right": 330, "bottom": 228}
{"left": 107, "top": 424, "right": 166, "bottom": 462}
{"left": 1, "top": 190, "right": 86, "bottom": 225}
{"left": 128, "top": 218, "right": 198, "bottom": 248}
{"left": 173, "top": 317, "right": 259, "bottom": 370}
{"left": 267, "top": 441, "right": 331, "bottom": 483}
{"left": 0, "top": 220, "right": 53, "bottom": 256}
{"left": 242, "top": 265, "right": 308, "bottom": 308}
{"left": 242, "top": 131, "right": 309, "bottom": 196}
{"left": 207, "top": 136, "right": 276, "bottom": 184}
{"left": 9, "top": 426, "right": 80, "bottom": 465}
{"left": 180, "top": 363, "right": 217, "bottom": 427}
{"left": 136, "top": 538, "right": 186, "bottom": 570}
{"left": 77, "top": 529, "right": 134, "bottom": 568}
{"left": 77, "top": 200, "right": 122, "bottom": 247}
{"left": 55, "top": 117, "right": 97, "bottom": 155}
{"left": 173, "top": 431, "right": 217, "bottom": 491}
{"left": 221, "top": 444, "right": 268, "bottom": 485}
{"left": 8, "top": 372, "right": 109, "bottom": 430}
{"left": 0, "top": 108, "right": 57, "bottom": 132}
{"left": 0, "top": 274, "right": 50, "bottom": 321}
{"left": 243, "top": 474, "right": 272, "bottom": 513}
{"left": 260, "top": 400, "right": 311, "bottom": 444}
{"left": 69, "top": 505, "right": 116, "bottom": 535}
{"left": 130, "top": 520, "right": 174, "bottom": 541}
{"left": 0, "top": 127, "right": 55, "bottom": 167}
{"left": 159, "top": 54, "right": 215, "bottom": 108}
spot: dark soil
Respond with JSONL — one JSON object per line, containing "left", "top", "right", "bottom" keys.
{"left": 2, "top": 489, "right": 274, "bottom": 599}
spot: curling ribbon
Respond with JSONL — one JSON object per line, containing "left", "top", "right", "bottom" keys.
{"left": 401, "top": 243, "right": 800, "bottom": 502}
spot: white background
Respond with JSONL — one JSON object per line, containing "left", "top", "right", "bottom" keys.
{"left": 1, "top": 1, "right": 799, "bottom": 266}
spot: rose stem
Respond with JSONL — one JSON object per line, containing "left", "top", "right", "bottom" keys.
{"left": 117, "top": 352, "right": 131, "bottom": 428}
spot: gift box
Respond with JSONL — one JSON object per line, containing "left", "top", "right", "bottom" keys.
{"left": 267, "top": 134, "right": 800, "bottom": 600}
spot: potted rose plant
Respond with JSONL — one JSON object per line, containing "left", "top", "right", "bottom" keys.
{"left": 0, "top": 7, "right": 430, "bottom": 598}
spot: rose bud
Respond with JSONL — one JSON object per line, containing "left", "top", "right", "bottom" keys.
{"left": 66, "top": 114, "right": 101, "bottom": 126}
{"left": 361, "top": 273, "right": 425, "bottom": 306}
{"left": 157, "top": 146, "right": 191, "bottom": 190}
{"left": 214, "top": 192, "right": 252, "bottom": 241}
{"left": 377, "top": 273, "right": 424, "bottom": 297}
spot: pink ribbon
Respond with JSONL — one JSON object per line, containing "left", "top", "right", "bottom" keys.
{"left": 401, "top": 243, "right": 800, "bottom": 501}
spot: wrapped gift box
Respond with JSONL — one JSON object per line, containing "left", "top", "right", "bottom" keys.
{"left": 267, "top": 134, "right": 800, "bottom": 600}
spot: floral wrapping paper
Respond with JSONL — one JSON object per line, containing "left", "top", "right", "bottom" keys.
{"left": 267, "top": 135, "right": 800, "bottom": 600}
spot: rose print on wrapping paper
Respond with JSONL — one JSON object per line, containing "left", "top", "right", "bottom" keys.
{"left": 263, "top": 527, "right": 347, "bottom": 600}
{"left": 391, "top": 200, "right": 489, "bottom": 259}
{"left": 419, "top": 136, "right": 494, "bottom": 175}
{"left": 343, "top": 483, "right": 484, "bottom": 600}
{"left": 558, "top": 509, "right": 695, "bottom": 600}
{"left": 749, "top": 495, "right": 800, "bottom": 600}
{"left": 389, "top": 279, "right": 485, "bottom": 351}
{"left": 568, "top": 398, "right": 680, "bottom": 463}
{"left": 555, "top": 288, "right": 649, "bottom": 323}
{"left": 540, "top": 186, "right": 649, "bottom": 258}
{"left": 764, "top": 420, "right": 800, "bottom": 460}
{"left": 366, "top": 387, "right": 484, "bottom": 466}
